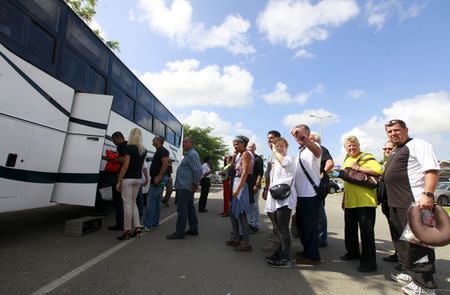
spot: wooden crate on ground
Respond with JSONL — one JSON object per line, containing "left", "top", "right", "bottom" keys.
{"left": 64, "top": 216, "right": 102, "bottom": 236}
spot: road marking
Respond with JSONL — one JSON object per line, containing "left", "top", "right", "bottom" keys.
{"left": 30, "top": 206, "right": 185, "bottom": 295}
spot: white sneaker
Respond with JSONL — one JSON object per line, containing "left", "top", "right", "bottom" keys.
{"left": 401, "top": 281, "right": 436, "bottom": 295}
{"left": 391, "top": 272, "right": 413, "bottom": 284}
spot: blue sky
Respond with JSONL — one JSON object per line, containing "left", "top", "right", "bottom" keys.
{"left": 93, "top": 0, "right": 450, "bottom": 162}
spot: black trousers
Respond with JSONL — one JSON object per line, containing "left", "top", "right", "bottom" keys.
{"left": 381, "top": 202, "right": 398, "bottom": 251}
{"left": 94, "top": 171, "right": 115, "bottom": 212}
{"left": 198, "top": 177, "right": 211, "bottom": 211}
{"left": 94, "top": 171, "right": 123, "bottom": 228}
{"left": 274, "top": 206, "right": 292, "bottom": 259}
{"left": 296, "top": 197, "right": 320, "bottom": 260}
{"left": 344, "top": 207, "right": 377, "bottom": 269}
{"left": 389, "top": 207, "right": 436, "bottom": 289}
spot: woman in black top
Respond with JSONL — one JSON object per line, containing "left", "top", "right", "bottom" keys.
{"left": 116, "top": 128, "right": 147, "bottom": 240}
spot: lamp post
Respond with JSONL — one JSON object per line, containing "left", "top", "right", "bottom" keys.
{"left": 309, "top": 114, "right": 333, "bottom": 136}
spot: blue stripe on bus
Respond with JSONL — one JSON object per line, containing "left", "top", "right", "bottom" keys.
{"left": 69, "top": 117, "right": 108, "bottom": 130}
{"left": 0, "top": 166, "right": 99, "bottom": 184}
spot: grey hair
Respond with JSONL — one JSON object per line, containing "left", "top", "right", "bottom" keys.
{"left": 310, "top": 131, "right": 321, "bottom": 144}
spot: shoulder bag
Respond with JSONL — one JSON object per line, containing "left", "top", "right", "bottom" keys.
{"left": 298, "top": 150, "right": 326, "bottom": 198}
{"left": 338, "top": 153, "right": 380, "bottom": 189}
{"left": 269, "top": 157, "right": 294, "bottom": 200}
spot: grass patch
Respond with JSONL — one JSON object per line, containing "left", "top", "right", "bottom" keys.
{"left": 444, "top": 206, "right": 450, "bottom": 214}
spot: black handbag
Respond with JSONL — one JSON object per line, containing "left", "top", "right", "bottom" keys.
{"left": 269, "top": 159, "right": 294, "bottom": 200}
{"left": 269, "top": 183, "right": 291, "bottom": 200}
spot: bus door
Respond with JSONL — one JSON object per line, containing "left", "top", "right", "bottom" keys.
{"left": 51, "top": 93, "right": 113, "bottom": 206}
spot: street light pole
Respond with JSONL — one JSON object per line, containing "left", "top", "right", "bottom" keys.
{"left": 309, "top": 114, "right": 333, "bottom": 137}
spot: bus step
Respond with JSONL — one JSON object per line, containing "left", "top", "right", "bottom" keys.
{"left": 64, "top": 216, "right": 103, "bottom": 236}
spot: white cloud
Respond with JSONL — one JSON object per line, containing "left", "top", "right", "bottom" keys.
{"left": 348, "top": 89, "right": 366, "bottom": 99}
{"left": 295, "top": 49, "right": 314, "bottom": 59}
{"left": 139, "top": 59, "right": 254, "bottom": 108}
{"left": 365, "top": 0, "right": 429, "bottom": 31}
{"left": 339, "top": 91, "right": 450, "bottom": 161}
{"left": 130, "top": 0, "right": 254, "bottom": 55}
{"left": 262, "top": 82, "right": 324, "bottom": 105}
{"left": 257, "top": 0, "right": 359, "bottom": 51}
{"left": 178, "top": 110, "right": 259, "bottom": 153}
{"left": 283, "top": 108, "right": 339, "bottom": 129}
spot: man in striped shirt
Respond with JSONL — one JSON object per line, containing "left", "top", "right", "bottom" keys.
{"left": 167, "top": 137, "right": 203, "bottom": 240}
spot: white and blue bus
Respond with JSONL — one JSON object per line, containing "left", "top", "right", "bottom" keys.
{"left": 0, "top": 0, "right": 183, "bottom": 212}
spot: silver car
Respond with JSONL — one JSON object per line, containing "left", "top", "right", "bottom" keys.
{"left": 434, "top": 182, "right": 450, "bottom": 206}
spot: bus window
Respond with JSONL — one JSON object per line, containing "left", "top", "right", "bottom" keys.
{"left": 16, "top": 0, "right": 61, "bottom": 32}
{"left": 109, "top": 83, "right": 134, "bottom": 120}
{"left": 167, "top": 113, "right": 181, "bottom": 135}
{"left": 136, "top": 105, "right": 153, "bottom": 131}
{"left": 111, "top": 58, "right": 135, "bottom": 97}
{"left": 155, "top": 100, "right": 167, "bottom": 122}
{"left": 0, "top": 2, "right": 27, "bottom": 46}
{"left": 165, "top": 128, "right": 175, "bottom": 146}
{"left": 137, "top": 84, "right": 155, "bottom": 113}
{"left": 153, "top": 119, "right": 165, "bottom": 138}
{"left": 29, "top": 21, "right": 56, "bottom": 65}
{"left": 62, "top": 46, "right": 106, "bottom": 94}
{"left": 66, "top": 14, "right": 108, "bottom": 73}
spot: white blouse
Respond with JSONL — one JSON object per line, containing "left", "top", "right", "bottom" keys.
{"left": 265, "top": 154, "right": 297, "bottom": 212}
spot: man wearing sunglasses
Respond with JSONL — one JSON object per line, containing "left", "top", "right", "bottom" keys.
{"left": 383, "top": 119, "right": 440, "bottom": 295}
{"left": 380, "top": 140, "right": 398, "bottom": 264}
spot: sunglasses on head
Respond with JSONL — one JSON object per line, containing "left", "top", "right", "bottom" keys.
{"left": 385, "top": 119, "right": 406, "bottom": 128}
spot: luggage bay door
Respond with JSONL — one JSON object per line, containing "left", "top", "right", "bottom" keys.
{"left": 51, "top": 93, "right": 113, "bottom": 206}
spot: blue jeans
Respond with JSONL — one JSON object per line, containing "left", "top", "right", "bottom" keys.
{"left": 247, "top": 189, "right": 260, "bottom": 228}
{"left": 175, "top": 189, "right": 198, "bottom": 236}
{"left": 318, "top": 199, "right": 328, "bottom": 245}
{"left": 144, "top": 182, "right": 164, "bottom": 227}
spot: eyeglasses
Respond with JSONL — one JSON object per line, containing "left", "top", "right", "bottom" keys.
{"left": 383, "top": 148, "right": 393, "bottom": 151}
{"left": 384, "top": 119, "right": 406, "bottom": 128}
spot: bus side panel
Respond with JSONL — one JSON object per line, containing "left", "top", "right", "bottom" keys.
{"left": 0, "top": 44, "right": 74, "bottom": 132}
{"left": 0, "top": 44, "right": 74, "bottom": 213}
{"left": 0, "top": 116, "right": 67, "bottom": 212}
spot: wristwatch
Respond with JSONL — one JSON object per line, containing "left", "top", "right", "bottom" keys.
{"left": 422, "top": 192, "right": 434, "bottom": 198}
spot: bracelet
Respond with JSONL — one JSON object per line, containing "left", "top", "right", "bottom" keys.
{"left": 263, "top": 188, "right": 269, "bottom": 191}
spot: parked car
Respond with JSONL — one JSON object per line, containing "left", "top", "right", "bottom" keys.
{"left": 210, "top": 173, "right": 222, "bottom": 184}
{"left": 328, "top": 179, "right": 342, "bottom": 194}
{"left": 435, "top": 182, "right": 450, "bottom": 206}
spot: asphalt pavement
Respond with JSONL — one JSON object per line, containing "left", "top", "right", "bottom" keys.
{"left": 0, "top": 186, "right": 449, "bottom": 295}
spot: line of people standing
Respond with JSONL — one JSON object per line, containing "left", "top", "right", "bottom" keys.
{"left": 97, "top": 118, "right": 441, "bottom": 295}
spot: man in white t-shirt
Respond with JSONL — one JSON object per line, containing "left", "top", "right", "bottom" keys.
{"left": 291, "top": 124, "right": 322, "bottom": 265}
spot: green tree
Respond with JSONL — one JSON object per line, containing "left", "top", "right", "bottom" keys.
{"left": 183, "top": 124, "right": 228, "bottom": 171}
{"left": 65, "top": 0, "right": 120, "bottom": 52}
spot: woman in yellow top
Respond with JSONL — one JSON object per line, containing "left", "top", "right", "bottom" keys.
{"left": 341, "top": 135, "right": 383, "bottom": 273}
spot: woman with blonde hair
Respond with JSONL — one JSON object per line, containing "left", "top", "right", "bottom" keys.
{"left": 340, "top": 135, "right": 383, "bottom": 272}
{"left": 265, "top": 137, "right": 297, "bottom": 268}
{"left": 116, "top": 128, "right": 147, "bottom": 240}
